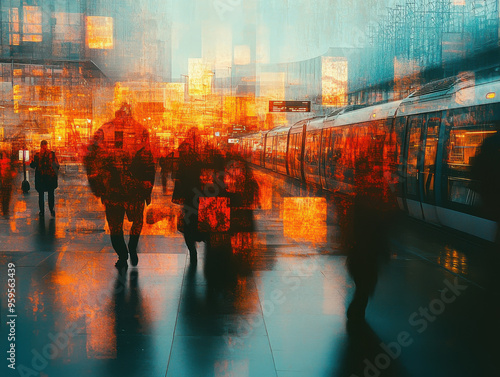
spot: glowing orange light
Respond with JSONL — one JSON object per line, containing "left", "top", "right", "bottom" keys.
{"left": 283, "top": 197, "right": 327, "bottom": 245}
{"left": 86, "top": 16, "right": 114, "bottom": 49}
{"left": 486, "top": 92, "right": 496, "bottom": 99}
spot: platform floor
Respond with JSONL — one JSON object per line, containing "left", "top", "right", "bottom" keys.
{"left": 1, "top": 166, "right": 499, "bottom": 377}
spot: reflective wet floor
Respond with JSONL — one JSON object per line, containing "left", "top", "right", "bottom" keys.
{"left": 1, "top": 165, "right": 499, "bottom": 377}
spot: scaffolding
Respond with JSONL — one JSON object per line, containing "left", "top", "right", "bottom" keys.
{"left": 354, "top": 0, "right": 499, "bottom": 103}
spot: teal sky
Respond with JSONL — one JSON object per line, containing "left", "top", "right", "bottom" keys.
{"left": 169, "top": 0, "right": 394, "bottom": 78}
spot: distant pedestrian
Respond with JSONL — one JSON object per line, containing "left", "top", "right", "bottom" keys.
{"left": 0, "top": 149, "right": 16, "bottom": 216}
{"left": 30, "top": 140, "right": 59, "bottom": 218}
{"left": 85, "top": 103, "right": 155, "bottom": 270}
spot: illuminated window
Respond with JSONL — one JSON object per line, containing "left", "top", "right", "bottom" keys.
{"left": 86, "top": 16, "right": 114, "bottom": 49}
{"left": 9, "top": 8, "right": 19, "bottom": 45}
{"left": 23, "top": 6, "right": 43, "bottom": 42}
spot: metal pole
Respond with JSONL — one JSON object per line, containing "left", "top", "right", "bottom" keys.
{"left": 21, "top": 148, "right": 30, "bottom": 193}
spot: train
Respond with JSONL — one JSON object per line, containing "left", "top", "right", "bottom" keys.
{"left": 236, "top": 69, "right": 500, "bottom": 242}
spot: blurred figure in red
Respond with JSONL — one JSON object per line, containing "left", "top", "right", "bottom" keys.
{"left": 345, "top": 130, "right": 398, "bottom": 321}
{"left": 0, "top": 148, "right": 16, "bottom": 216}
{"left": 85, "top": 104, "right": 155, "bottom": 270}
{"left": 30, "top": 140, "right": 60, "bottom": 217}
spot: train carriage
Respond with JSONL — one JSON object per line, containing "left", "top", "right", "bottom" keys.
{"left": 396, "top": 71, "right": 500, "bottom": 241}
{"left": 264, "top": 125, "right": 290, "bottom": 174}
{"left": 237, "top": 68, "right": 500, "bottom": 242}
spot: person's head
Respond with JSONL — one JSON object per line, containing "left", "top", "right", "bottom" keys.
{"left": 40, "top": 140, "right": 48, "bottom": 151}
{"left": 186, "top": 127, "right": 201, "bottom": 147}
{"left": 115, "top": 103, "right": 132, "bottom": 118}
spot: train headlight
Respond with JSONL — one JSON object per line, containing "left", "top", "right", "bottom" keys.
{"left": 486, "top": 92, "right": 496, "bottom": 99}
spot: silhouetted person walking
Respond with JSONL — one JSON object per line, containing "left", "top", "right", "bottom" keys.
{"left": 85, "top": 104, "right": 155, "bottom": 270}
{"left": 30, "top": 140, "right": 59, "bottom": 217}
{"left": 172, "top": 129, "right": 204, "bottom": 263}
{"left": 345, "top": 142, "right": 397, "bottom": 321}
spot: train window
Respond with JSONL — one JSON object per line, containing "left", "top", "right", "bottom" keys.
{"left": 288, "top": 133, "right": 300, "bottom": 174}
{"left": 277, "top": 134, "right": 287, "bottom": 166}
{"left": 406, "top": 116, "right": 424, "bottom": 197}
{"left": 321, "top": 128, "right": 334, "bottom": 180}
{"left": 334, "top": 127, "right": 350, "bottom": 183}
{"left": 443, "top": 104, "right": 500, "bottom": 212}
{"left": 304, "top": 131, "right": 320, "bottom": 167}
{"left": 422, "top": 114, "right": 441, "bottom": 203}
{"left": 272, "top": 136, "right": 278, "bottom": 166}
{"left": 265, "top": 136, "right": 273, "bottom": 166}
{"left": 446, "top": 107, "right": 498, "bottom": 169}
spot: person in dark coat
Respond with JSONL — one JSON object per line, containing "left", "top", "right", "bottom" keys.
{"left": 85, "top": 103, "right": 155, "bottom": 270}
{"left": 30, "top": 140, "right": 59, "bottom": 217}
{"left": 0, "top": 149, "right": 16, "bottom": 216}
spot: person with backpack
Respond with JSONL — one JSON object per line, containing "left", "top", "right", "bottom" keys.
{"left": 85, "top": 104, "right": 155, "bottom": 270}
{"left": 30, "top": 140, "right": 59, "bottom": 218}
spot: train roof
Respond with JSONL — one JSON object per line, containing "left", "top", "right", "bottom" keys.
{"left": 325, "top": 104, "right": 367, "bottom": 120}
{"left": 266, "top": 124, "right": 291, "bottom": 137}
{"left": 399, "top": 70, "right": 500, "bottom": 116}
{"left": 331, "top": 100, "right": 402, "bottom": 127}
{"left": 289, "top": 117, "right": 318, "bottom": 133}
{"left": 306, "top": 116, "right": 326, "bottom": 131}
{"left": 241, "top": 131, "right": 264, "bottom": 140}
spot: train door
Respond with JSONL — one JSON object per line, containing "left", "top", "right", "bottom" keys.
{"left": 271, "top": 135, "right": 278, "bottom": 171}
{"left": 420, "top": 112, "right": 442, "bottom": 223}
{"left": 404, "top": 114, "right": 425, "bottom": 220}
{"left": 319, "top": 127, "right": 332, "bottom": 189}
{"left": 303, "top": 129, "right": 322, "bottom": 185}
{"left": 264, "top": 134, "right": 273, "bottom": 170}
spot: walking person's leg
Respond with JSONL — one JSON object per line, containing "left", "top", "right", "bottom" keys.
{"left": 38, "top": 191, "right": 45, "bottom": 216}
{"left": 128, "top": 201, "right": 145, "bottom": 267}
{"left": 48, "top": 189, "right": 55, "bottom": 216}
{"left": 105, "top": 203, "right": 128, "bottom": 269}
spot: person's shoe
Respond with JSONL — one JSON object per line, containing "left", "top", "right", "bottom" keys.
{"left": 129, "top": 249, "right": 138, "bottom": 267}
{"left": 50, "top": 210, "right": 55, "bottom": 217}
{"left": 115, "top": 259, "right": 128, "bottom": 271}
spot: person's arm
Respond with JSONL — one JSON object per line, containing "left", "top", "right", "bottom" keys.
{"left": 52, "top": 151, "right": 60, "bottom": 169}
{"left": 29, "top": 154, "right": 38, "bottom": 169}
